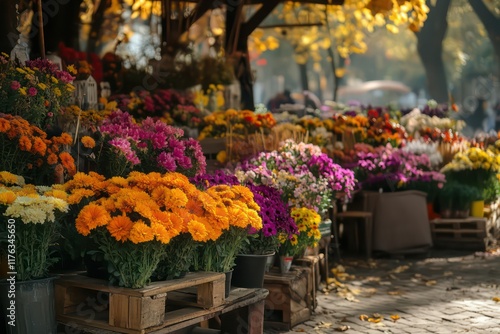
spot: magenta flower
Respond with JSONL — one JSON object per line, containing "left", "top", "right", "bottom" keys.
{"left": 10, "top": 81, "right": 20, "bottom": 90}
{"left": 28, "top": 87, "right": 38, "bottom": 96}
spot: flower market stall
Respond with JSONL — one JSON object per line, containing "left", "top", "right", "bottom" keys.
{"left": 1, "top": 38, "right": 500, "bottom": 334}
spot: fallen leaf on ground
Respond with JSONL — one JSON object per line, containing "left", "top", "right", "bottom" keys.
{"left": 335, "top": 325, "right": 351, "bottom": 331}
{"left": 388, "top": 290, "right": 401, "bottom": 296}
{"left": 414, "top": 273, "right": 422, "bottom": 278}
{"left": 368, "top": 317, "right": 382, "bottom": 323}
{"left": 492, "top": 297, "right": 500, "bottom": 302}
{"left": 359, "top": 314, "right": 369, "bottom": 321}
{"left": 425, "top": 280, "right": 437, "bottom": 286}
{"left": 390, "top": 314, "right": 401, "bottom": 322}
{"left": 314, "top": 321, "right": 332, "bottom": 329}
{"left": 391, "top": 265, "right": 409, "bottom": 273}
{"left": 294, "top": 327, "right": 306, "bottom": 332}
{"left": 443, "top": 271, "right": 453, "bottom": 277}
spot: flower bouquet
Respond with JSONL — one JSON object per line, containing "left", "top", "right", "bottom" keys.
{"left": 0, "top": 172, "right": 69, "bottom": 281}
{"left": 0, "top": 113, "right": 76, "bottom": 185}
{"left": 0, "top": 54, "right": 75, "bottom": 130}
{"left": 64, "top": 171, "right": 226, "bottom": 288}
{"left": 96, "top": 110, "right": 206, "bottom": 178}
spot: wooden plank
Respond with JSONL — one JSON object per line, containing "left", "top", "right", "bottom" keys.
{"left": 58, "top": 314, "right": 144, "bottom": 334}
{"left": 197, "top": 276, "right": 225, "bottom": 308}
{"left": 56, "top": 272, "right": 225, "bottom": 297}
{"left": 109, "top": 293, "right": 130, "bottom": 328}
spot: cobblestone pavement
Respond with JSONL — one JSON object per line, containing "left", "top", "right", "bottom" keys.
{"left": 265, "top": 249, "right": 500, "bottom": 334}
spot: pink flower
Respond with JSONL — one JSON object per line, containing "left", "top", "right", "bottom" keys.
{"left": 47, "top": 112, "right": 54, "bottom": 117}
{"left": 10, "top": 81, "right": 20, "bottom": 90}
{"left": 28, "top": 87, "right": 38, "bottom": 96}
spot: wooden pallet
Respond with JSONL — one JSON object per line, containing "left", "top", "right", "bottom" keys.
{"left": 55, "top": 272, "right": 225, "bottom": 333}
{"left": 263, "top": 266, "right": 312, "bottom": 330}
{"left": 430, "top": 217, "right": 488, "bottom": 250}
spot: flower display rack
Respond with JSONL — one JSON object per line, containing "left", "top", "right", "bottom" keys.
{"left": 484, "top": 199, "right": 500, "bottom": 247}
{"left": 430, "top": 217, "right": 488, "bottom": 250}
{"left": 55, "top": 271, "right": 225, "bottom": 333}
{"left": 263, "top": 266, "right": 312, "bottom": 330}
{"left": 199, "top": 138, "right": 226, "bottom": 172}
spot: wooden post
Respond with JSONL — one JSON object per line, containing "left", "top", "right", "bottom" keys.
{"left": 36, "top": 0, "right": 45, "bottom": 58}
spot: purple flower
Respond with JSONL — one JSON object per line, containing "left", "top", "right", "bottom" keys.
{"left": 28, "top": 87, "right": 37, "bottom": 96}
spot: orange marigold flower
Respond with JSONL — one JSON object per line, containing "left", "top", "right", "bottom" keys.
{"left": 44, "top": 189, "right": 68, "bottom": 201}
{"left": 187, "top": 220, "right": 208, "bottom": 242}
{"left": 33, "top": 137, "right": 47, "bottom": 156}
{"left": 18, "top": 135, "right": 32, "bottom": 151}
{"left": 59, "top": 133, "right": 73, "bottom": 145}
{"left": 47, "top": 153, "right": 58, "bottom": 165}
{"left": 81, "top": 136, "right": 95, "bottom": 149}
{"left": 107, "top": 215, "right": 134, "bottom": 242}
{"left": 0, "top": 191, "right": 17, "bottom": 205}
{"left": 150, "top": 222, "right": 173, "bottom": 244}
{"left": 128, "top": 221, "right": 154, "bottom": 244}
{"left": 75, "top": 204, "right": 111, "bottom": 236}
{"left": 59, "top": 152, "right": 75, "bottom": 172}
{"left": 0, "top": 118, "right": 11, "bottom": 132}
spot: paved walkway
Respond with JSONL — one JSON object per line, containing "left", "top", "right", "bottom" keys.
{"left": 265, "top": 249, "right": 500, "bottom": 334}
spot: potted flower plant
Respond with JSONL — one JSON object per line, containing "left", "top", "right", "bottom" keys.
{"left": 0, "top": 54, "right": 75, "bottom": 131}
{"left": 277, "top": 207, "right": 321, "bottom": 273}
{"left": 96, "top": 110, "right": 206, "bottom": 178}
{"left": 191, "top": 170, "right": 264, "bottom": 291}
{"left": 64, "top": 171, "right": 226, "bottom": 288}
{"left": 236, "top": 139, "right": 355, "bottom": 217}
{"left": 0, "top": 114, "right": 77, "bottom": 185}
{"left": 0, "top": 171, "right": 69, "bottom": 334}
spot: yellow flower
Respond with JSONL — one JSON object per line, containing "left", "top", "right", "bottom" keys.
{"left": 66, "top": 64, "right": 77, "bottom": 75}
{"left": 19, "top": 87, "right": 27, "bottom": 95}
{"left": 54, "top": 88, "right": 61, "bottom": 97}
{"left": 0, "top": 190, "right": 17, "bottom": 204}
{"left": 37, "top": 83, "right": 47, "bottom": 90}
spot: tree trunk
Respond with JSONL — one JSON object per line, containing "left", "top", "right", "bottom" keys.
{"left": 86, "top": 0, "right": 109, "bottom": 55}
{"left": 299, "top": 61, "right": 309, "bottom": 91}
{"left": 415, "top": 0, "right": 452, "bottom": 103}
{"left": 0, "top": 0, "right": 17, "bottom": 55}
{"left": 468, "top": 0, "right": 500, "bottom": 71}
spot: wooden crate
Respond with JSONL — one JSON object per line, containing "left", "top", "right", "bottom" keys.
{"left": 263, "top": 266, "right": 312, "bottom": 330}
{"left": 430, "top": 217, "right": 488, "bottom": 250}
{"left": 199, "top": 138, "right": 226, "bottom": 172}
{"left": 293, "top": 255, "right": 320, "bottom": 310}
{"left": 55, "top": 272, "right": 225, "bottom": 333}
